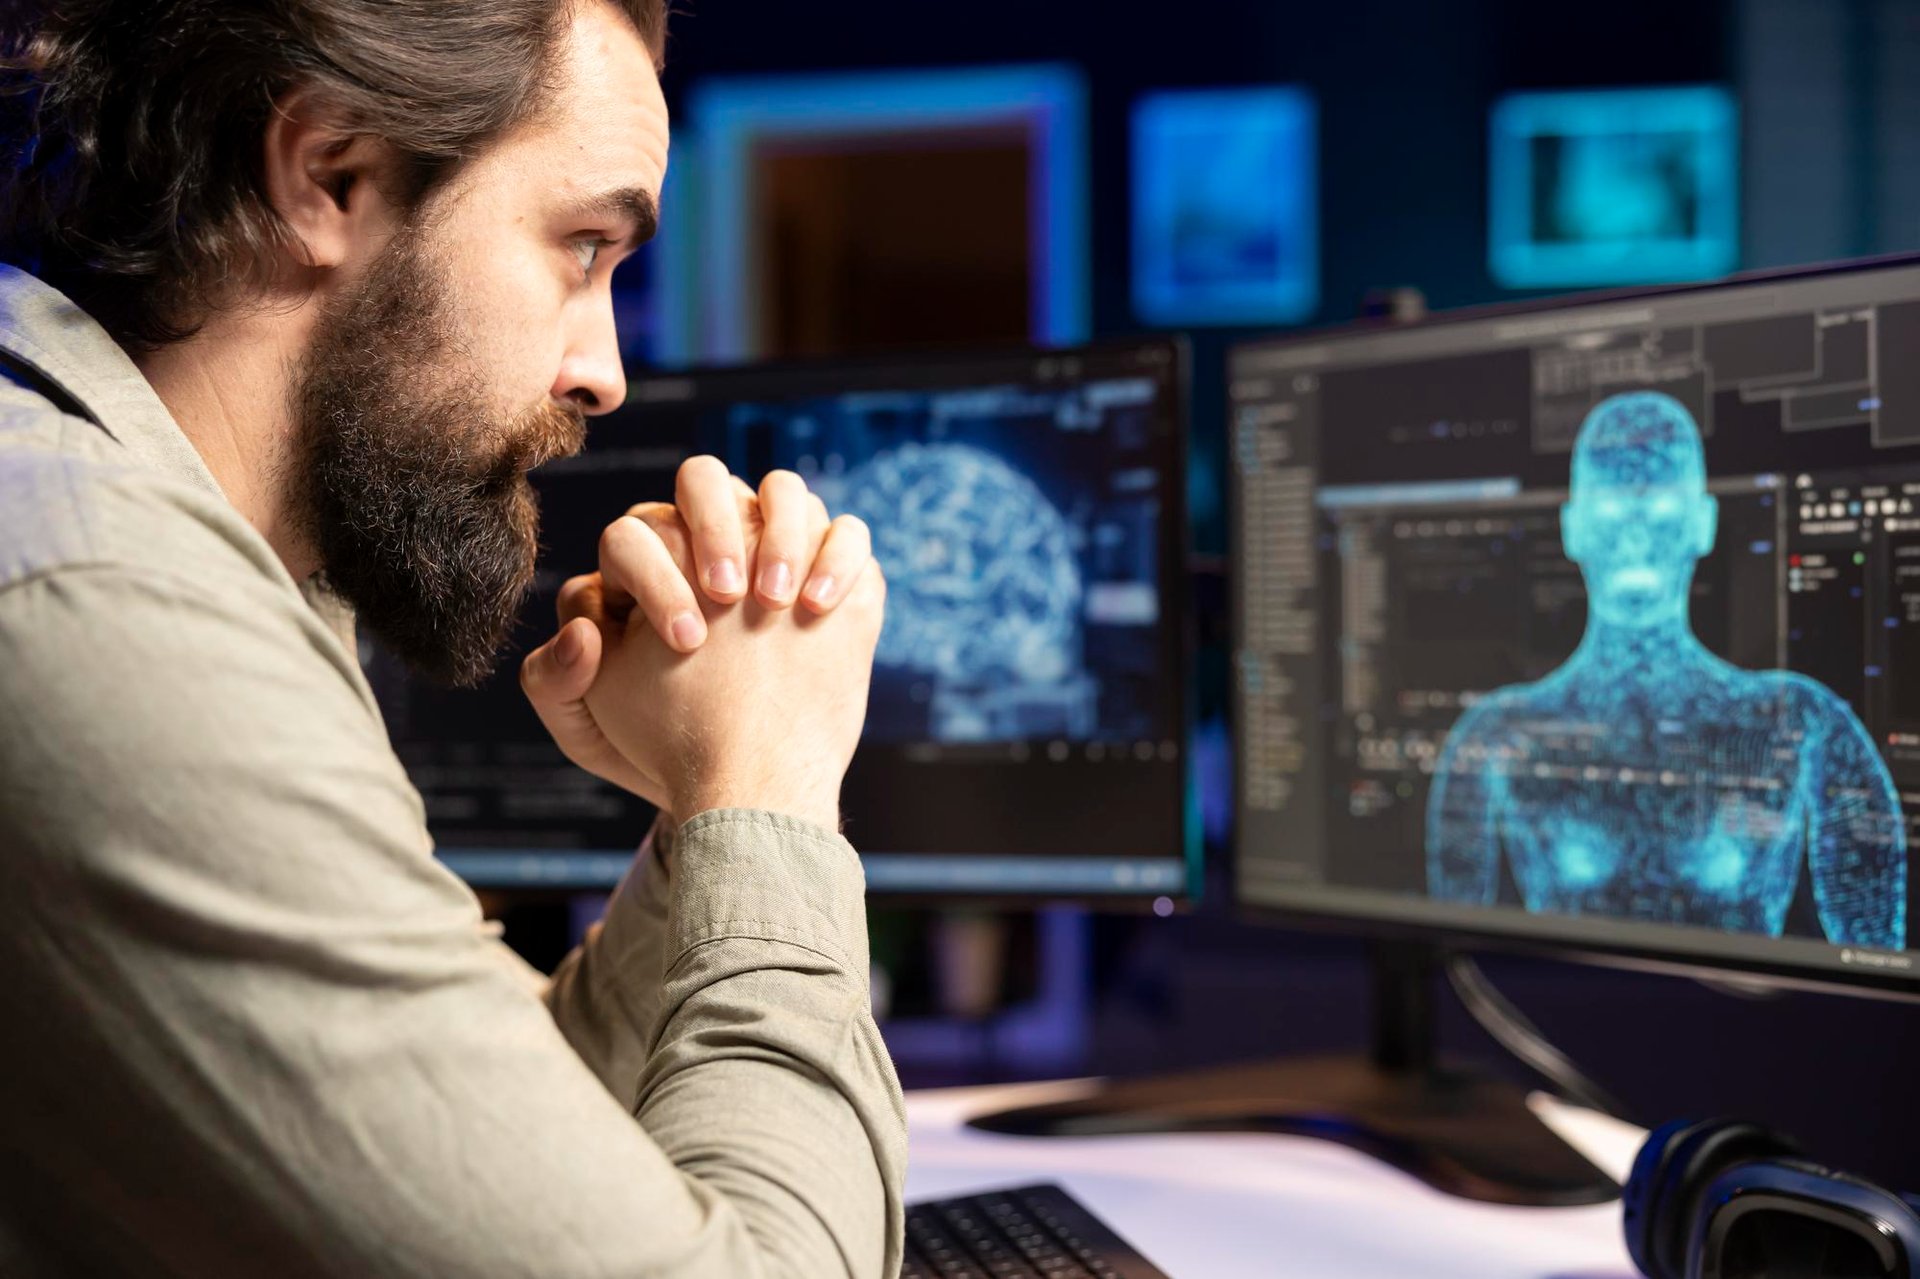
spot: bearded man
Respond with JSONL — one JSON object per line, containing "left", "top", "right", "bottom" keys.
{"left": 0, "top": 3, "right": 903, "bottom": 1276}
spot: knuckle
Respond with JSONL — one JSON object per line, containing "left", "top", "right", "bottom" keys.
{"left": 677, "top": 454, "right": 727, "bottom": 486}
{"left": 656, "top": 520, "right": 693, "bottom": 563}
{"left": 645, "top": 513, "right": 691, "bottom": 551}
{"left": 556, "top": 573, "right": 597, "bottom": 619}
{"left": 690, "top": 511, "right": 739, "bottom": 547}
{"left": 759, "top": 510, "right": 799, "bottom": 545}
{"left": 627, "top": 503, "right": 678, "bottom": 535}
{"left": 833, "top": 513, "right": 871, "bottom": 540}
{"left": 646, "top": 570, "right": 693, "bottom": 614}
{"left": 848, "top": 562, "right": 887, "bottom": 611}
{"left": 598, "top": 516, "right": 641, "bottom": 562}
{"left": 760, "top": 468, "right": 806, "bottom": 500}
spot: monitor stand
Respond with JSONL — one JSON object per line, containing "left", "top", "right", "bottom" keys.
{"left": 965, "top": 940, "right": 1620, "bottom": 1207}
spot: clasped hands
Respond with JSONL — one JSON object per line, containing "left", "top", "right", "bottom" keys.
{"left": 518, "top": 456, "right": 885, "bottom": 833}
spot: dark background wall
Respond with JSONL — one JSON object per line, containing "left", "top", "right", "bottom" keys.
{"left": 619, "top": 0, "right": 1920, "bottom": 1188}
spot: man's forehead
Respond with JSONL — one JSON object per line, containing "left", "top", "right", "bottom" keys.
{"left": 559, "top": 8, "right": 667, "bottom": 122}
{"left": 520, "top": 2, "right": 670, "bottom": 195}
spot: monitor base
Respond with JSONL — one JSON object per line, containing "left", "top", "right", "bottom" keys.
{"left": 966, "top": 941, "right": 1621, "bottom": 1207}
{"left": 966, "top": 1051, "right": 1619, "bottom": 1207}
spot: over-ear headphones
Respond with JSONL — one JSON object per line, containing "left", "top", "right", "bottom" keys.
{"left": 1624, "top": 1117, "right": 1920, "bottom": 1279}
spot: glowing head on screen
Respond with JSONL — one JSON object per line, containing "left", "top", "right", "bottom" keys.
{"left": 1560, "top": 391, "right": 1717, "bottom": 628}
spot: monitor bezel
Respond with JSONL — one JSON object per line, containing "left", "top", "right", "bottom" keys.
{"left": 1227, "top": 250, "right": 1920, "bottom": 1001}
{"left": 627, "top": 336, "right": 1202, "bottom": 910}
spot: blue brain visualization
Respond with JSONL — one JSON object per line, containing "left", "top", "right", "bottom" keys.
{"left": 832, "top": 441, "right": 1099, "bottom": 741}
{"left": 838, "top": 442, "right": 1084, "bottom": 685}
{"left": 1426, "top": 392, "right": 1908, "bottom": 948}
{"left": 720, "top": 379, "right": 1166, "bottom": 746}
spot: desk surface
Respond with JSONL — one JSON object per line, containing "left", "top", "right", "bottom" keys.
{"left": 905, "top": 1078, "right": 1644, "bottom": 1279}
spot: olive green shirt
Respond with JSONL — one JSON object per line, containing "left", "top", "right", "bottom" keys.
{"left": 0, "top": 266, "right": 905, "bottom": 1277}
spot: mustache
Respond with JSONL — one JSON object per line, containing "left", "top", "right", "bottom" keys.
{"left": 495, "top": 398, "right": 588, "bottom": 476}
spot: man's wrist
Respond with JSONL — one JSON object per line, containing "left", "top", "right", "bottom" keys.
{"left": 677, "top": 791, "right": 841, "bottom": 834}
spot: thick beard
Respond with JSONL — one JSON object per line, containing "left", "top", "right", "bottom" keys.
{"left": 289, "top": 228, "right": 586, "bottom": 688}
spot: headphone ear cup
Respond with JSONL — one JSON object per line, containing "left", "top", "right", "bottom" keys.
{"left": 1625, "top": 1119, "right": 1713, "bottom": 1278}
{"left": 1640, "top": 1120, "right": 1803, "bottom": 1279}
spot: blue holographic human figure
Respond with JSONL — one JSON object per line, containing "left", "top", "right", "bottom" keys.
{"left": 1425, "top": 392, "right": 1907, "bottom": 948}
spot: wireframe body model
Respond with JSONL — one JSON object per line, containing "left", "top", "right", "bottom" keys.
{"left": 1426, "top": 392, "right": 1907, "bottom": 948}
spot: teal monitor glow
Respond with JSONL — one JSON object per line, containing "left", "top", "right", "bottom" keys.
{"left": 1131, "top": 86, "right": 1317, "bottom": 327}
{"left": 1427, "top": 391, "right": 1905, "bottom": 948}
{"left": 1489, "top": 86, "right": 1739, "bottom": 289}
{"left": 1232, "top": 254, "right": 1920, "bottom": 998}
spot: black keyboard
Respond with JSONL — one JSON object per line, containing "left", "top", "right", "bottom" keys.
{"left": 902, "top": 1182, "right": 1171, "bottom": 1279}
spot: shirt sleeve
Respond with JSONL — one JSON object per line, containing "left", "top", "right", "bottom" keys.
{"left": 0, "top": 561, "right": 905, "bottom": 1279}
{"left": 544, "top": 813, "right": 676, "bottom": 1105}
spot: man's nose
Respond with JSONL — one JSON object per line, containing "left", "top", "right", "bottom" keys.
{"left": 552, "top": 297, "right": 628, "bottom": 416}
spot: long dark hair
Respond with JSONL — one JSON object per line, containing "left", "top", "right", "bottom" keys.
{"left": 0, "top": 0, "right": 668, "bottom": 352}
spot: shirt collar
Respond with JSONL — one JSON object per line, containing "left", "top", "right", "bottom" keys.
{"left": 0, "top": 263, "right": 226, "bottom": 503}
{"left": 0, "top": 265, "right": 361, "bottom": 647}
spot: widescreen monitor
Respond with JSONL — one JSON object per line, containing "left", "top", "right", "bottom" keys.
{"left": 1231, "top": 254, "right": 1920, "bottom": 997}
{"left": 370, "top": 340, "right": 1196, "bottom": 901}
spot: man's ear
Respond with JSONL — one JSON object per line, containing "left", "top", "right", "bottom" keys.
{"left": 260, "top": 88, "right": 398, "bottom": 274}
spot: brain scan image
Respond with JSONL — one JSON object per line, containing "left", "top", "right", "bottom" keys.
{"left": 719, "top": 377, "right": 1168, "bottom": 749}
{"left": 836, "top": 443, "right": 1083, "bottom": 682}
{"left": 826, "top": 442, "right": 1097, "bottom": 742}
{"left": 1425, "top": 392, "right": 1908, "bottom": 948}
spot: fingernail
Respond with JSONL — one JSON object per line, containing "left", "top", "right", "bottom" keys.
{"left": 761, "top": 560, "right": 793, "bottom": 600}
{"left": 708, "top": 558, "right": 742, "bottom": 594}
{"left": 670, "top": 611, "right": 704, "bottom": 650}
{"left": 805, "top": 574, "right": 836, "bottom": 605}
{"left": 555, "top": 623, "right": 584, "bottom": 668}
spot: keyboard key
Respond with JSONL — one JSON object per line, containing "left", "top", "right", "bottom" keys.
{"left": 903, "top": 1184, "right": 1169, "bottom": 1279}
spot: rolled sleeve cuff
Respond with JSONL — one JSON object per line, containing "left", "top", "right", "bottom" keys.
{"left": 666, "top": 808, "right": 870, "bottom": 975}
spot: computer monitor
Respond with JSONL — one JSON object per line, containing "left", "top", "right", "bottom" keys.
{"left": 972, "top": 256, "right": 1920, "bottom": 1207}
{"left": 368, "top": 340, "right": 1197, "bottom": 902}
{"left": 1229, "top": 254, "right": 1920, "bottom": 999}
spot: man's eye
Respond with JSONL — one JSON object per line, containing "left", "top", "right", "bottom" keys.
{"left": 570, "top": 237, "right": 611, "bottom": 274}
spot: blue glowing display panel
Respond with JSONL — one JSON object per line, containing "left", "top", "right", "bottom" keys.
{"left": 1232, "top": 256, "right": 1920, "bottom": 991}
{"left": 1427, "top": 393, "right": 1905, "bottom": 948}
{"left": 1131, "top": 86, "right": 1317, "bottom": 327}
{"left": 1489, "top": 86, "right": 1739, "bottom": 289}
{"left": 379, "top": 341, "right": 1194, "bottom": 898}
{"left": 722, "top": 379, "right": 1169, "bottom": 748}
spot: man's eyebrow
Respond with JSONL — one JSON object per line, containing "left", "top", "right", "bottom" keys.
{"left": 561, "top": 186, "right": 660, "bottom": 247}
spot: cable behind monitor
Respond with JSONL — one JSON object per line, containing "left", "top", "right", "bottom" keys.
{"left": 1444, "top": 953, "right": 1640, "bottom": 1125}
